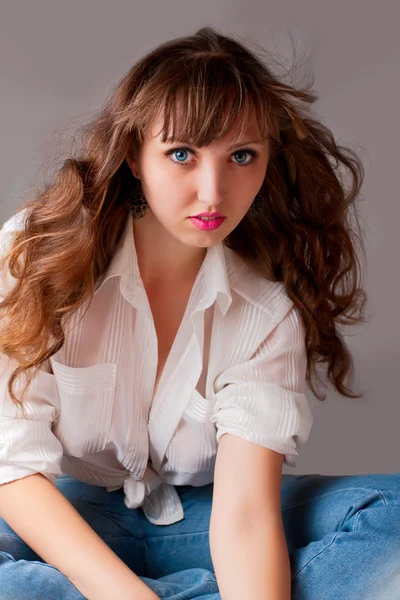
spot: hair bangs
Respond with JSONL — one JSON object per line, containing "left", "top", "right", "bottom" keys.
{"left": 137, "top": 59, "right": 271, "bottom": 148}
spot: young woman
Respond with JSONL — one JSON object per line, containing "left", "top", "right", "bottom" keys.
{"left": 0, "top": 26, "right": 398, "bottom": 600}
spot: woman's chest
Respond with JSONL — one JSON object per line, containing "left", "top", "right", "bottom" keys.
{"left": 49, "top": 285, "right": 217, "bottom": 468}
{"left": 147, "top": 285, "right": 195, "bottom": 400}
{"left": 49, "top": 278, "right": 275, "bottom": 469}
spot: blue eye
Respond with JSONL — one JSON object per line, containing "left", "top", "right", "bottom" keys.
{"left": 172, "top": 149, "right": 190, "bottom": 162}
{"left": 165, "top": 147, "right": 258, "bottom": 167}
{"left": 233, "top": 150, "right": 252, "bottom": 164}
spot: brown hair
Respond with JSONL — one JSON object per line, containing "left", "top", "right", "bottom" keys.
{"left": 0, "top": 26, "right": 368, "bottom": 415}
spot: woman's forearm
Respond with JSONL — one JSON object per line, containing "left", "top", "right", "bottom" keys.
{"left": 0, "top": 473, "right": 159, "bottom": 600}
{"left": 209, "top": 513, "right": 291, "bottom": 600}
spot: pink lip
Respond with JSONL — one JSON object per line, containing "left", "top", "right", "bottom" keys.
{"left": 189, "top": 216, "right": 225, "bottom": 231}
{"left": 191, "top": 212, "right": 225, "bottom": 218}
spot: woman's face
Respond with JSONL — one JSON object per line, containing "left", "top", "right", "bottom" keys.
{"left": 125, "top": 112, "right": 269, "bottom": 249}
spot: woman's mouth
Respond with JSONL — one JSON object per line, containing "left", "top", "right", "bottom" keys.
{"left": 189, "top": 216, "right": 226, "bottom": 231}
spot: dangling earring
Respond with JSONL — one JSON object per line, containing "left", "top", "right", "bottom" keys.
{"left": 125, "top": 176, "right": 149, "bottom": 219}
{"left": 250, "top": 192, "right": 264, "bottom": 217}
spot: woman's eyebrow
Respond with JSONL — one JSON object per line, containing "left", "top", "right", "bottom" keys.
{"left": 227, "top": 139, "right": 264, "bottom": 149}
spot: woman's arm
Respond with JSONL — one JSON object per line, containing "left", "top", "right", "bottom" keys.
{"left": 209, "top": 433, "right": 291, "bottom": 600}
{"left": 210, "top": 511, "right": 291, "bottom": 600}
{"left": 0, "top": 473, "right": 159, "bottom": 600}
{"left": 208, "top": 303, "right": 313, "bottom": 598}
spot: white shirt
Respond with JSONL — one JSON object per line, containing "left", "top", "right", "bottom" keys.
{"left": 0, "top": 209, "right": 314, "bottom": 525}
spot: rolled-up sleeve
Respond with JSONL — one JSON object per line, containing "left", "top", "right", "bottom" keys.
{"left": 0, "top": 214, "right": 63, "bottom": 486}
{"left": 210, "top": 305, "right": 314, "bottom": 467}
{"left": 0, "top": 357, "right": 64, "bottom": 485}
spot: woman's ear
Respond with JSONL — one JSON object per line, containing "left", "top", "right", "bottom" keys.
{"left": 125, "top": 144, "right": 140, "bottom": 178}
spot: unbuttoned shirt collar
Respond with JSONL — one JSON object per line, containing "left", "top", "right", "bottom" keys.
{"left": 94, "top": 214, "right": 233, "bottom": 317}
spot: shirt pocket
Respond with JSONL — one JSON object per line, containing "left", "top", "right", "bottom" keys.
{"left": 50, "top": 358, "right": 117, "bottom": 457}
{"left": 184, "top": 388, "right": 215, "bottom": 423}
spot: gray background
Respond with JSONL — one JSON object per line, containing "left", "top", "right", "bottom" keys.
{"left": 1, "top": 0, "right": 398, "bottom": 475}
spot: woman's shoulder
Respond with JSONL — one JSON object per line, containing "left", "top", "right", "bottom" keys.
{"left": 0, "top": 208, "right": 29, "bottom": 257}
{"left": 0, "top": 208, "right": 29, "bottom": 296}
{"left": 223, "top": 244, "right": 294, "bottom": 324}
{"left": 0, "top": 207, "right": 28, "bottom": 235}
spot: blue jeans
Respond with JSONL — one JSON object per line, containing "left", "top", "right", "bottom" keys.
{"left": 1, "top": 472, "right": 400, "bottom": 599}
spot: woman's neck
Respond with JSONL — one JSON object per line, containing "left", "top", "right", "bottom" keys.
{"left": 132, "top": 215, "right": 207, "bottom": 288}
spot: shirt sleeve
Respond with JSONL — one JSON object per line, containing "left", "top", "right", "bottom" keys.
{"left": 210, "top": 304, "right": 314, "bottom": 467}
{"left": 0, "top": 213, "right": 64, "bottom": 485}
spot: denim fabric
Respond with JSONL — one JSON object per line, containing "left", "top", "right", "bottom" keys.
{"left": 0, "top": 472, "right": 399, "bottom": 599}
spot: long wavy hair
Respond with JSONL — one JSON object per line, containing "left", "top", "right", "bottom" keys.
{"left": 0, "top": 26, "right": 368, "bottom": 415}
